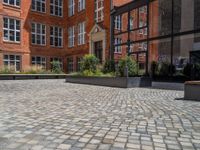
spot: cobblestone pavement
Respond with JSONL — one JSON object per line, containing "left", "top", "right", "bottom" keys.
{"left": 0, "top": 80, "right": 200, "bottom": 150}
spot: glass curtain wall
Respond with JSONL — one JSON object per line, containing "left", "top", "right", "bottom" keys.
{"left": 111, "top": 0, "right": 200, "bottom": 79}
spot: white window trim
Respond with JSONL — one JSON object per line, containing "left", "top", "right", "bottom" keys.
{"left": 50, "top": 0, "right": 63, "bottom": 17}
{"left": 31, "top": 56, "right": 46, "bottom": 69}
{"left": 78, "top": 22, "right": 86, "bottom": 45}
{"left": 138, "top": 43, "right": 143, "bottom": 50}
{"left": 67, "top": 57, "right": 74, "bottom": 73}
{"left": 68, "top": 0, "right": 75, "bottom": 17}
{"left": 31, "top": 22, "right": 46, "bottom": 46}
{"left": 130, "top": 17, "right": 134, "bottom": 30}
{"left": 31, "top": 0, "right": 46, "bottom": 13}
{"left": 3, "top": 54, "right": 21, "bottom": 72}
{"left": 50, "top": 26, "right": 63, "bottom": 47}
{"left": 95, "top": 0, "right": 104, "bottom": 22}
{"left": 68, "top": 26, "right": 75, "bottom": 48}
{"left": 3, "top": 0, "right": 20, "bottom": 7}
{"left": 3, "top": 17, "right": 21, "bottom": 43}
{"left": 78, "top": 0, "right": 85, "bottom": 12}
{"left": 115, "top": 15, "right": 122, "bottom": 30}
{"left": 114, "top": 38, "right": 122, "bottom": 53}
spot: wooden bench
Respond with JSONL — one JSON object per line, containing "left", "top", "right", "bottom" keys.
{"left": 185, "top": 81, "right": 200, "bottom": 101}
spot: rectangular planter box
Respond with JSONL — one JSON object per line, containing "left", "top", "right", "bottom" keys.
{"left": 0, "top": 74, "right": 66, "bottom": 80}
{"left": 185, "top": 81, "right": 200, "bottom": 101}
{"left": 66, "top": 76, "right": 152, "bottom": 88}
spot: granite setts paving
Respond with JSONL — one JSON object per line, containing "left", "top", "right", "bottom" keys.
{"left": 0, "top": 80, "right": 200, "bottom": 150}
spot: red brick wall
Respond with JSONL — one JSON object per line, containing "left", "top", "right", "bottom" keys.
{"left": 0, "top": 0, "right": 69, "bottom": 71}
{"left": 0, "top": 0, "right": 157, "bottom": 73}
{"left": 113, "top": 0, "right": 132, "bottom": 7}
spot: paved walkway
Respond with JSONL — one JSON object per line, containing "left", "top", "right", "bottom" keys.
{"left": 0, "top": 80, "right": 200, "bottom": 150}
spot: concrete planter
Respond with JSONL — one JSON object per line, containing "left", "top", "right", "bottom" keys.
{"left": 66, "top": 76, "right": 152, "bottom": 88}
{"left": 0, "top": 74, "right": 66, "bottom": 80}
{"left": 184, "top": 81, "right": 200, "bottom": 101}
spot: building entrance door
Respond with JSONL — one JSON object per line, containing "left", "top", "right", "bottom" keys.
{"left": 94, "top": 41, "right": 103, "bottom": 63}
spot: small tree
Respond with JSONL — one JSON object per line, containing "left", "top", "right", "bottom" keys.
{"left": 103, "top": 59, "right": 115, "bottom": 73}
{"left": 158, "top": 62, "right": 176, "bottom": 76}
{"left": 118, "top": 56, "right": 138, "bottom": 77}
{"left": 80, "top": 54, "right": 99, "bottom": 73}
{"left": 51, "top": 61, "right": 62, "bottom": 74}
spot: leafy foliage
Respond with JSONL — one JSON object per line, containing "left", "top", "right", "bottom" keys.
{"left": 80, "top": 54, "right": 99, "bottom": 73}
{"left": 150, "top": 61, "right": 158, "bottom": 77}
{"left": 103, "top": 59, "right": 115, "bottom": 73}
{"left": 0, "top": 66, "right": 15, "bottom": 74}
{"left": 51, "top": 61, "right": 62, "bottom": 74}
{"left": 158, "top": 62, "right": 176, "bottom": 76}
{"left": 183, "top": 63, "right": 192, "bottom": 77}
{"left": 118, "top": 56, "right": 138, "bottom": 77}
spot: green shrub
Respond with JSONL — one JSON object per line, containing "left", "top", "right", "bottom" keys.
{"left": 103, "top": 59, "right": 115, "bottom": 73}
{"left": 80, "top": 54, "right": 99, "bottom": 73}
{"left": 183, "top": 63, "right": 192, "bottom": 77}
{"left": 51, "top": 61, "right": 62, "bottom": 74}
{"left": 194, "top": 63, "right": 200, "bottom": 79}
{"left": 0, "top": 66, "right": 15, "bottom": 74}
{"left": 158, "top": 62, "right": 169, "bottom": 76}
{"left": 23, "top": 65, "right": 46, "bottom": 74}
{"left": 81, "top": 70, "right": 95, "bottom": 76}
{"left": 151, "top": 61, "right": 158, "bottom": 77}
{"left": 118, "top": 56, "right": 138, "bottom": 77}
{"left": 157, "top": 62, "right": 176, "bottom": 76}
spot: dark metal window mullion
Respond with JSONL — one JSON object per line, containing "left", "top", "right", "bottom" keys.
{"left": 146, "top": 0, "right": 150, "bottom": 75}
{"left": 170, "top": 0, "right": 174, "bottom": 76}
{"left": 127, "top": 10, "right": 131, "bottom": 56}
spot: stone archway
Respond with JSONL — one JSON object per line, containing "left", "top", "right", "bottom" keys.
{"left": 88, "top": 24, "right": 107, "bottom": 62}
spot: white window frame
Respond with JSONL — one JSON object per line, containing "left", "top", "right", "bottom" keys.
{"left": 3, "top": 54, "right": 21, "bottom": 72}
{"left": 50, "top": 0, "right": 63, "bottom": 17}
{"left": 50, "top": 26, "right": 63, "bottom": 47}
{"left": 31, "top": 56, "right": 46, "bottom": 69}
{"left": 138, "top": 43, "right": 143, "bottom": 50}
{"left": 115, "top": 15, "right": 122, "bottom": 30}
{"left": 130, "top": 17, "right": 134, "bottom": 30}
{"left": 114, "top": 38, "right": 122, "bottom": 53}
{"left": 31, "top": 0, "right": 46, "bottom": 13}
{"left": 67, "top": 57, "right": 74, "bottom": 73}
{"left": 76, "top": 57, "right": 82, "bottom": 72}
{"left": 68, "top": 0, "right": 75, "bottom": 17}
{"left": 144, "top": 28, "right": 147, "bottom": 35}
{"left": 78, "top": 0, "right": 85, "bottom": 12}
{"left": 78, "top": 22, "right": 86, "bottom": 45}
{"left": 95, "top": 0, "right": 104, "bottom": 22}
{"left": 3, "top": 17, "right": 20, "bottom": 43}
{"left": 68, "top": 26, "right": 75, "bottom": 48}
{"left": 143, "top": 42, "right": 147, "bottom": 51}
{"left": 3, "top": 0, "right": 20, "bottom": 7}
{"left": 31, "top": 23, "right": 46, "bottom": 45}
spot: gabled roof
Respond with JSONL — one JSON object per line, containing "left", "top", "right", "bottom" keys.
{"left": 89, "top": 23, "right": 106, "bottom": 35}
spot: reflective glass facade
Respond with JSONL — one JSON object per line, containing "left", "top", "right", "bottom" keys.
{"left": 111, "top": 0, "right": 200, "bottom": 78}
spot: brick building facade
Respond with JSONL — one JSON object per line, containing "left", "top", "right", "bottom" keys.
{"left": 0, "top": 0, "right": 132, "bottom": 73}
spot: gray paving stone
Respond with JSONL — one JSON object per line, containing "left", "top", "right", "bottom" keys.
{"left": 0, "top": 80, "right": 199, "bottom": 150}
